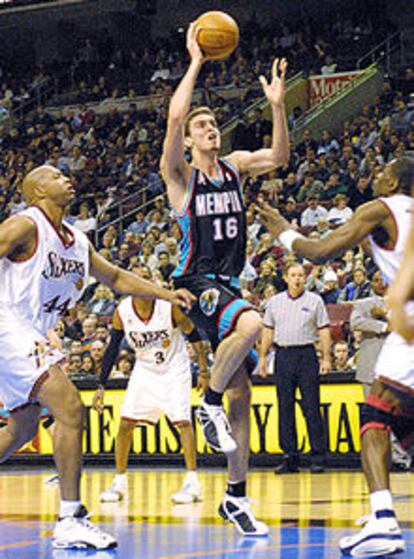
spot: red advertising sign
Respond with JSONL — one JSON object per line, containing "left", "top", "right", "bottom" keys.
{"left": 308, "top": 71, "right": 363, "bottom": 107}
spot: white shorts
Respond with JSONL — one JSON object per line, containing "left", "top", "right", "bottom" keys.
{"left": 121, "top": 361, "right": 192, "bottom": 424}
{"left": 0, "top": 307, "right": 64, "bottom": 411}
{"left": 374, "top": 332, "right": 414, "bottom": 390}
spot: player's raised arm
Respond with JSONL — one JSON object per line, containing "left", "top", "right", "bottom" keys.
{"left": 160, "top": 23, "right": 205, "bottom": 211}
{"left": 89, "top": 244, "right": 195, "bottom": 310}
{"left": 0, "top": 215, "right": 37, "bottom": 260}
{"left": 257, "top": 200, "right": 389, "bottom": 263}
{"left": 227, "top": 58, "right": 289, "bottom": 179}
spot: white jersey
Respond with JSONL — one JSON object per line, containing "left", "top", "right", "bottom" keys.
{"left": 368, "top": 194, "right": 413, "bottom": 285}
{"left": 0, "top": 206, "right": 90, "bottom": 336}
{"left": 368, "top": 194, "right": 414, "bottom": 389}
{"left": 117, "top": 297, "right": 190, "bottom": 372}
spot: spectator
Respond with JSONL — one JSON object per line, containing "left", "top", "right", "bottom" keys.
{"left": 332, "top": 341, "right": 352, "bottom": 371}
{"left": 281, "top": 197, "right": 300, "bottom": 226}
{"left": 67, "top": 353, "right": 82, "bottom": 376}
{"left": 300, "top": 195, "right": 328, "bottom": 228}
{"left": 81, "top": 317, "right": 96, "bottom": 352}
{"left": 90, "top": 340, "right": 106, "bottom": 375}
{"left": 338, "top": 268, "right": 372, "bottom": 302}
{"left": 73, "top": 202, "right": 97, "bottom": 236}
{"left": 259, "top": 262, "right": 331, "bottom": 473}
{"left": 350, "top": 270, "right": 389, "bottom": 397}
{"left": 321, "top": 270, "right": 340, "bottom": 304}
{"left": 86, "top": 284, "right": 116, "bottom": 316}
{"left": 327, "top": 194, "right": 353, "bottom": 225}
{"left": 157, "top": 250, "right": 175, "bottom": 282}
{"left": 81, "top": 354, "right": 97, "bottom": 376}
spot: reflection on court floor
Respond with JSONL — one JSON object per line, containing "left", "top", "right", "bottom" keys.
{"left": 0, "top": 468, "right": 413, "bottom": 558}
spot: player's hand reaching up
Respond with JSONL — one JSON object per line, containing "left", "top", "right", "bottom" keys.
{"left": 256, "top": 202, "right": 290, "bottom": 238}
{"left": 187, "top": 22, "right": 205, "bottom": 64}
{"left": 169, "top": 288, "right": 196, "bottom": 311}
{"left": 259, "top": 58, "right": 287, "bottom": 107}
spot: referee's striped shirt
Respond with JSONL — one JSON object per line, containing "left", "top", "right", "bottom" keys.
{"left": 263, "top": 290, "right": 330, "bottom": 346}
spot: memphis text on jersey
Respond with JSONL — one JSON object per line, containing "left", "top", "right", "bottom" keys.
{"left": 194, "top": 190, "right": 242, "bottom": 217}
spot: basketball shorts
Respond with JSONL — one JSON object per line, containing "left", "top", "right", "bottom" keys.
{"left": 173, "top": 274, "right": 254, "bottom": 351}
{"left": 361, "top": 378, "right": 414, "bottom": 455}
{"left": 374, "top": 331, "right": 414, "bottom": 389}
{"left": 121, "top": 360, "right": 192, "bottom": 424}
{"left": 0, "top": 305, "right": 64, "bottom": 411}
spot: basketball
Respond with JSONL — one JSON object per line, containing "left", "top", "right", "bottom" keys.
{"left": 196, "top": 11, "right": 239, "bottom": 60}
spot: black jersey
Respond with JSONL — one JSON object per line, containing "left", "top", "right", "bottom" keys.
{"left": 172, "top": 158, "right": 246, "bottom": 279}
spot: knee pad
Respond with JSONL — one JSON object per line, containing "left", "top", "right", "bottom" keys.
{"left": 360, "top": 403, "right": 391, "bottom": 438}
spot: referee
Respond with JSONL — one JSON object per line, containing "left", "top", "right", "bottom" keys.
{"left": 259, "top": 262, "right": 331, "bottom": 473}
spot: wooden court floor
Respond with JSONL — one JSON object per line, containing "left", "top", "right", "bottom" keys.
{"left": 0, "top": 468, "right": 414, "bottom": 558}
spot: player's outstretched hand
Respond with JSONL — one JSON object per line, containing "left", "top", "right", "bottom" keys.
{"left": 92, "top": 387, "right": 105, "bottom": 415}
{"left": 259, "top": 58, "right": 287, "bottom": 107}
{"left": 256, "top": 202, "right": 290, "bottom": 238}
{"left": 187, "top": 21, "right": 205, "bottom": 64}
{"left": 169, "top": 288, "right": 196, "bottom": 311}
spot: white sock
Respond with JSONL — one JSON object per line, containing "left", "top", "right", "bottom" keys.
{"left": 60, "top": 500, "right": 81, "bottom": 518}
{"left": 114, "top": 473, "right": 127, "bottom": 486}
{"left": 184, "top": 471, "right": 199, "bottom": 485}
{"left": 370, "top": 490, "right": 394, "bottom": 513}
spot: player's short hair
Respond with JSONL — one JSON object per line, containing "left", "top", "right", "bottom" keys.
{"left": 184, "top": 106, "right": 217, "bottom": 137}
{"left": 390, "top": 156, "right": 414, "bottom": 195}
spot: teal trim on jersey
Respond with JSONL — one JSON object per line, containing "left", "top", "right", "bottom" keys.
{"left": 172, "top": 169, "right": 196, "bottom": 219}
{"left": 221, "top": 158, "right": 241, "bottom": 183}
{"left": 218, "top": 299, "right": 252, "bottom": 340}
{"left": 221, "top": 158, "right": 243, "bottom": 201}
{"left": 172, "top": 212, "right": 192, "bottom": 278}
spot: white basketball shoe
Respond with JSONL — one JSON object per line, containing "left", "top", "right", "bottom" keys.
{"left": 339, "top": 512, "right": 405, "bottom": 557}
{"left": 170, "top": 478, "right": 203, "bottom": 504}
{"left": 219, "top": 494, "right": 269, "bottom": 537}
{"left": 100, "top": 476, "right": 127, "bottom": 503}
{"left": 53, "top": 504, "right": 117, "bottom": 549}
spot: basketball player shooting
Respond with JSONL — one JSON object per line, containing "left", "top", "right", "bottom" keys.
{"left": 160, "top": 22, "right": 289, "bottom": 536}
{"left": 257, "top": 157, "right": 414, "bottom": 557}
{"left": 0, "top": 165, "right": 194, "bottom": 550}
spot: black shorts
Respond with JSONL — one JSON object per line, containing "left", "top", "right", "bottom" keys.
{"left": 173, "top": 274, "right": 254, "bottom": 352}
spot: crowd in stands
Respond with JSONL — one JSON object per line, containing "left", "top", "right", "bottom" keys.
{"left": 0, "top": 7, "right": 396, "bottom": 115}
{"left": 0, "top": 8, "right": 413, "bottom": 382}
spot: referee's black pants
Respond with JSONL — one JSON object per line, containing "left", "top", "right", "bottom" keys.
{"left": 274, "top": 344, "right": 326, "bottom": 462}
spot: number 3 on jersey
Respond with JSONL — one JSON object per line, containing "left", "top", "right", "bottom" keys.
{"left": 213, "top": 217, "right": 238, "bottom": 241}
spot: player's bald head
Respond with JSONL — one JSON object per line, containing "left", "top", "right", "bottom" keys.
{"left": 22, "top": 165, "right": 58, "bottom": 204}
{"left": 389, "top": 157, "right": 414, "bottom": 196}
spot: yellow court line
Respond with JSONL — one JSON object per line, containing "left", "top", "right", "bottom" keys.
{"left": 0, "top": 540, "right": 37, "bottom": 551}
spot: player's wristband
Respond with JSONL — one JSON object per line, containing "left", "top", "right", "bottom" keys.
{"left": 279, "top": 229, "right": 304, "bottom": 252}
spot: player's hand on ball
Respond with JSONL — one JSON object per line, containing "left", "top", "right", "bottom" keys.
{"left": 259, "top": 58, "right": 287, "bottom": 107}
{"left": 187, "top": 22, "right": 205, "bottom": 64}
{"left": 92, "top": 387, "right": 105, "bottom": 415}
{"left": 170, "top": 288, "right": 196, "bottom": 311}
